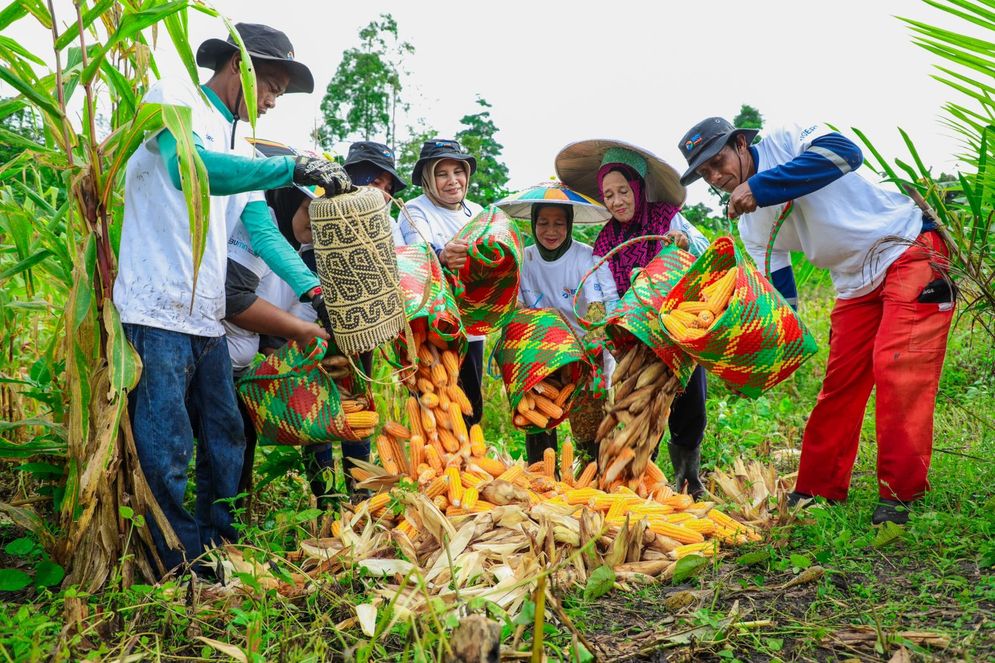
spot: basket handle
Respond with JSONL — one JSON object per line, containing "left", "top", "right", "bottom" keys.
{"left": 572, "top": 234, "right": 675, "bottom": 329}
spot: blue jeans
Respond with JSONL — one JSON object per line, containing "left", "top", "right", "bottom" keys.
{"left": 124, "top": 324, "right": 246, "bottom": 573}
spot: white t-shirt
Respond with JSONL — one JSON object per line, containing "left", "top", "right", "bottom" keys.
{"left": 396, "top": 194, "right": 486, "bottom": 341}
{"left": 740, "top": 123, "right": 922, "bottom": 299}
{"left": 224, "top": 265, "right": 317, "bottom": 371}
{"left": 114, "top": 78, "right": 260, "bottom": 336}
{"left": 519, "top": 242, "right": 619, "bottom": 337}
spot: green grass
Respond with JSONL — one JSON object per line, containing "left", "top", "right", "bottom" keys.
{"left": 1, "top": 287, "right": 993, "bottom": 662}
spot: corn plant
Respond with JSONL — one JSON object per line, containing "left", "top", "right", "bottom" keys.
{"left": 851, "top": 0, "right": 994, "bottom": 340}
{"left": 0, "top": 0, "right": 257, "bottom": 590}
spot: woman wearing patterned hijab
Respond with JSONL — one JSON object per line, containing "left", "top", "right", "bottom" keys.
{"left": 556, "top": 141, "right": 710, "bottom": 497}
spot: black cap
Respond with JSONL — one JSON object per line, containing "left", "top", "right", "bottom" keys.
{"left": 411, "top": 139, "right": 477, "bottom": 186}
{"left": 677, "top": 117, "right": 759, "bottom": 185}
{"left": 196, "top": 23, "right": 314, "bottom": 94}
{"left": 343, "top": 141, "right": 407, "bottom": 194}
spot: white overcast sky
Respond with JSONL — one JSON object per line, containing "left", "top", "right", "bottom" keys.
{"left": 5, "top": 0, "right": 981, "bottom": 207}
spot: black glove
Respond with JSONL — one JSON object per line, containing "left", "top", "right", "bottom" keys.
{"left": 309, "top": 292, "right": 333, "bottom": 334}
{"left": 293, "top": 156, "right": 354, "bottom": 196}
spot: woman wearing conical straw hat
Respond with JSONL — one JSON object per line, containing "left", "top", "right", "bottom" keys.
{"left": 556, "top": 140, "right": 710, "bottom": 497}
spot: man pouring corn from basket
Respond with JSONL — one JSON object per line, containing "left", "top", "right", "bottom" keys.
{"left": 677, "top": 116, "right": 956, "bottom": 525}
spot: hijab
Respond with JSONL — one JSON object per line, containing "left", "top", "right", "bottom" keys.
{"left": 593, "top": 162, "right": 681, "bottom": 295}
{"left": 530, "top": 203, "right": 574, "bottom": 262}
{"left": 421, "top": 158, "right": 474, "bottom": 216}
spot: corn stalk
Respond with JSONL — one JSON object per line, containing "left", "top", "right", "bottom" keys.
{"left": 0, "top": 0, "right": 258, "bottom": 590}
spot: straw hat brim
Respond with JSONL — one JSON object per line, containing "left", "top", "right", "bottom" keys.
{"left": 554, "top": 139, "right": 686, "bottom": 206}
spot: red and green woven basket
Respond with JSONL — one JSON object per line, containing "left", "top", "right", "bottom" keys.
{"left": 494, "top": 308, "right": 599, "bottom": 433}
{"left": 237, "top": 337, "right": 369, "bottom": 446}
{"left": 394, "top": 243, "right": 466, "bottom": 354}
{"left": 579, "top": 239, "right": 698, "bottom": 386}
{"left": 660, "top": 235, "right": 818, "bottom": 397}
{"left": 446, "top": 205, "right": 524, "bottom": 336}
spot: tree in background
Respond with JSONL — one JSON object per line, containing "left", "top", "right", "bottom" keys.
{"left": 316, "top": 14, "right": 413, "bottom": 152}
{"left": 733, "top": 104, "right": 764, "bottom": 137}
{"left": 455, "top": 97, "right": 510, "bottom": 206}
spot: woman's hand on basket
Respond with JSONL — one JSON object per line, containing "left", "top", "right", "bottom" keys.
{"left": 440, "top": 240, "right": 469, "bottom": 271}
{"left": 662, "top": 230, "right": 690, "bottom": 251}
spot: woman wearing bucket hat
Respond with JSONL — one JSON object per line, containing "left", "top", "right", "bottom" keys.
{"left": 556, "top": 140, "right": 711, "bottom": 497}
{"left": 495, "top": 183, "right": 620, "bottom": 463}
{"left": 396, "top": 139, "right": 486, "bottom": 425}
{"left": 678, "top": 117, "right": 955, "bottom": 525}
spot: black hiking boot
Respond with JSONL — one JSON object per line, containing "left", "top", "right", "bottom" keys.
{"left": 668, "top": 443, "right": 705, "bottom": 500}
{"left": 872, "top": 499, "right": 910, "bottom": 525}
{"left": 786, "top": 491, "right": 843, "bottom": 509}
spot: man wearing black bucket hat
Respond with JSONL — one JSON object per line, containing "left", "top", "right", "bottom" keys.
{"left": 114, "top": 22, "right": 357, "bottom": 577}
{"left": 677, "top": 116, "right": 955, "bottom": 526}
{"left": 343, "top": 141, "right": 407, "bottom": 197}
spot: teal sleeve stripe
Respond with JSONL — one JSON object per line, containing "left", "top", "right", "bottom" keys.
{"left": 156, "top": 130, "right": 295, "bottom": 194}
{"left": 241, "top": 200, "right": 319, "bottom": 297}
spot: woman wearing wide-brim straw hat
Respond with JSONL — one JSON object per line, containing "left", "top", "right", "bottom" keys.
{"left": 495, "top": 181, "right": 619, "bottom": 463}
{"left": 555, "top": 139, "right": 710, "bottom": 497}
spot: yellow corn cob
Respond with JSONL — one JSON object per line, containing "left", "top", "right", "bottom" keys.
{"left": 442, "top": 350, "right": 460, "bottom": 382}
{"left": 564, "top": 487, "right": 603, "bottom": 505}
{"left": 663, "top": 512, "right": 695, "bottom": 524}
{"left": 331, "top": 520, "right": 342, "bottom": 538}
{"left": 645, "top": 519, "right": 704, "bottom": 544}
{"left": 446, "top": 505, "right": 468, "bottom": 517}
{"left": 554, "top": 383, "right": 575, "bottom": 408}
{"left": 341, "top": 399, "right": 365, "bottom": 414}
{"left": 560, "top": 439, "right": 574, "bottom": 485}
{"left": 394, "top": 520, "right": 416, "bottom": 537}
{"left": 417, "top": 344, "right": 435, "bottom": 365}
{"left": 470, "top": 499, "right": 495, "bottom": 513}
{"left": 662, "top": 313, "right": 692, "bottom": 340}
{"left": 706, "top": 509, "right": 757, "bottom": 535}
{"left": 527, "top": 461, "right": 546, "bottom": 473}
{"left": 672, "top": 541, "right": 718, "bottom": 559}
{"left": 449, "top": 385, "right": 474, "bottom": 416}
{"left": 683, "top": 518, "right": 717, "bottom": 535}
{"left": 349, "top": 467, "right": 373, "bottom": 482}
{"left": 669, "top": 309, "right": 698, "bottom": 326}
{"left": 575, "top": 461, "right": 598, "bottom": 488}
{"left": 434, "top": 406, "right": 453, "bottom": 432}
{"left": 628, "top": 503, "right": 674, "bottom": 517}
{"left": 375, "top": 435, "right": 394, "bottom": 468}
{"left": 615, "top": 486, "right": 639, "bottom": 496}
{"left": 416, "top": 378, "right": 435, "bottom": 394}
{"left": 513, "top": 414, "right": 530, "bottom": 428}
{"left": 521, "top": 409, "right": 550, "bottom": 429}
{"left": 425, "top": 475, "right": 448, "bottom": 498}
{"left": 533, "top": 394, "right": 564, "bottom": 420}
{"left": 644, "top": 461, "right": 666, "bottom": 484}
{"left": 674, "top": 300, "right": 712, "bottom": 314}
{"left": 696, "top": 311, "right": 715, "bottom": 328}
{"left": 663, "top": 493, "right": 695, "bottom": 510}
{"left": 446, "top": 466, "right": 463, "bottom": 506}
{"left": 475, "top": 456, "right": 506, "bottom": 477}
{"left": 432, "top": 494, "right": 449, "bottom": 510}
{"left": 365, "top": 493, "right": 392, "bottom": 516}
{"left": 420, "top": 392, "right": 440, "bottom": 409}
{"left": 438, "top": 389, "right": 451, "bottom": 412}
{"left": 408, "top": 435, "right": 424, "bottom": 479}
{"left": 469, "top": 425, "right": 486, "bottom": 456}
{"left": 713, "top": 526, "right": 750, "bottom": 545}
{"left": 424, "top": 444, "right": 443, "bottom": 472}
{"left": 346, "top": 411, "right": 379, "bottom": 430}
{"left": 460, "top": 471, "right": 485, "bottom": 489}
{"left": 430, "top": 362, "right": 448, "bottom": 388}
{"left": 449, "top": 402, "right": 469, "bottom": 444}
{"left": 406, "top": 397, "right": 425, "bottom": 439}
{"left": 420, "top": 407, "right": 437, "bottom": 434}
{"left": 383, "top": 458, "right": 399, "bottom": 475}
{"left": 438, "top": 428, "right": 460, "bottom": 453}
{"left": 384, "top": 421, "right": 411, "bottom": 440}
{"left": 606, "top": 499, "right": 628, "bottom": 520}
{"left": 497, "top": 464, "right": 524, "bottom": 483}
{"left": 533, "top": 380, "right": 561, "bottom": 400}
{"left": 461, "top": 486, "right": 479, "bottom": 510}
{"left": 387, "top": 436, "right": 408, "bottom": 475}
{"left": 543, "top": 447, "right": 556, "bottom": 477}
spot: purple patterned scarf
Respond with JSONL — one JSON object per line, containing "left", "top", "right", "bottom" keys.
{"left": 593, "top": 164, "right": 681, "bottom": 295}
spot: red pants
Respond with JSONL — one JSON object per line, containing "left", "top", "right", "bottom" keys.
{"left": 795, "top": 232, "right": 954, "bottom": 502}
